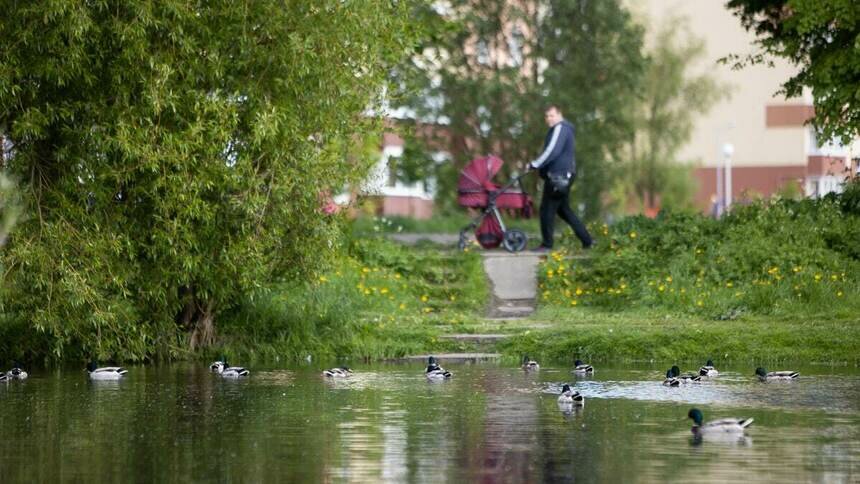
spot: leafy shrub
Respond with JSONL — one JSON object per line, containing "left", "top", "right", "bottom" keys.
{"left": 540, "top": 193, "right": 860, "bottom": 318}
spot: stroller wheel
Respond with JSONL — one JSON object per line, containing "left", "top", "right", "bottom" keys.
{"left": 503, "top": 229, "right": 528, "bottom": 253}
{"left": 458, "top": 231, "right": 468, "bottom": 251}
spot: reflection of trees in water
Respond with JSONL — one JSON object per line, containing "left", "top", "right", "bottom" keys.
{"left": 468, "top": 371, "right": 541, "bottom": 483}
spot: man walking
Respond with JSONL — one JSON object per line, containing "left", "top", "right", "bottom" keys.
{"left": 529, "top": 105, "right": 592, "bottom": 252}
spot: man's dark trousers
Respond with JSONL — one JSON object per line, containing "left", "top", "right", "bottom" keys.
{"left": 539, "top": 180, "right": 592, "bottom": 249}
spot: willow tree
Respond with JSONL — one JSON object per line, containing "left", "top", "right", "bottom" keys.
{"left": 0, "top": 1, "right": 417, "bottom": 360}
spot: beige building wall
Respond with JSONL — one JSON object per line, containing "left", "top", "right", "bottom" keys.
{"left": 628, "top": 0, "right": 811, "bottom": 169}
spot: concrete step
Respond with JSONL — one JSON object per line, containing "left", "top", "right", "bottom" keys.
{"left": 438, "top": 334, "right": 511, "bottom": 343}
{"left": 398, "top": 353, "right": 502, "bottom": 363}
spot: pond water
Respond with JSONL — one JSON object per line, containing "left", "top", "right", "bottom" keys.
{"left": 1, "top": 361, "right": 859, "bottom": 483}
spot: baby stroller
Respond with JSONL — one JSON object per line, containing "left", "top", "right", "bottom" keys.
{"left": 457, "top": 155, "right": 533, "bottom": 252}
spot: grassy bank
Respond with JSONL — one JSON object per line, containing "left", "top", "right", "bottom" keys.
{"left": 215, "top": 186, "right": 860, "bottom": 365}
{"left": 214, "top": 235, "right": 489, "bottom": 362}
{"left": 497, "top": 306, "right": 860, "bottom": 365}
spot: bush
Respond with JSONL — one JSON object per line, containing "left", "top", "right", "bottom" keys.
{"left": 540, "top": 194, "right": 860, "bottom": 318}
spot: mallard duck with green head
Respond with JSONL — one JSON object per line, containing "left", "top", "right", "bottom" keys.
{"left": 698, "top": 359, "right": 718, "bottom": 377}
{"left": 755, "top": 367, "right": 798, "bottom": 381}
{"left": 672, "top": 365, "right": 701, "bottom": 383}
{"left": 688, "top": 408, "right": 753, "bottom": 438}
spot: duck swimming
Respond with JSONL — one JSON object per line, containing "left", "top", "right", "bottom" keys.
{"left": 425, "top": 356, "right": 452, "bottom": 381}
{"left": 521, "top": 355, "right": 540, "bottom": 371}
{"left": 557, "top": 384, "right": 584, "bottom": 406}
{"left": 755, "top": 367, "right": 798, "bottom": 381}
{"left": 699, "top": 359, "right": 718, "bottom": 377}
{"left": 663, "top": 369, "right": 680, "bottom": 387}
{"left": 87, "top": 362, "right": 128, "bottom": 380}
{"left": 688, "top": 408, "right": 753, "bottom": 438}
{"left": 213, "top": 361, "right": 249, "bottom": 378}
{"left": 671, "top": 365, "right": 701, "bottom": 383}
{"left": 6, "top": 362, "right": 27, "bottom": 380}
{"left": 323, "top": 367, "right": 353, "bottom": 377}
{"left": 572, "top": 359, "right": 594, "bottom": 375}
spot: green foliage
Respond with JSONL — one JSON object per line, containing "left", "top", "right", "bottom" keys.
{"left": 215, "top": 234, "right": 489, "bottom": 361}
{"left": 0, "top": 1, "right": 419, "bottom": 361}
{"left": 0, "top": 172, "right": 21, "bottom": 247}
{"left": 395, "top": 0, "right": 647, "bottom": 219}
{"left": 725, "top": 0, "right": 860, "bottom": 144}
{"left": 539, "top": 194, "right": 860, "bottom": 319}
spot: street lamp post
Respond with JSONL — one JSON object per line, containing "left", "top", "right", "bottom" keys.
{"left": 723, "top": 143, "right": 734, "bottom": 211}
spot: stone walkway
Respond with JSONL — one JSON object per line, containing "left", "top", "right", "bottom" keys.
{"left": 390, "top": 233, "right": 587, "bottom": 362}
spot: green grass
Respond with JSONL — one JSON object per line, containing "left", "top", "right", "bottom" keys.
{"left": 496, "top": 306, "right": 860, "bottom": 365}
{"left": 213, "top": 235, "right": 489, "bottom": 362}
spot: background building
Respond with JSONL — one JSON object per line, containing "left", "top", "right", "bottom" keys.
{"left": 631, "top": 0, "right": 858, "bottom": 212}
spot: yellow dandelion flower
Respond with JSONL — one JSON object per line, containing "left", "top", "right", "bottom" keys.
{"left": 318, "top": 275, "right": 328, "bottom": 283}
{"left": 363, "top": 289, "right": 371, "bottom": 295}
{"left": 837, "top": 291, "right": 843, "bottom": 297}
{"left": 629, "top": 231, "right": 637, "bottom": 238}
{"left": 658, "top": 285, "right": 665, "bottom": 292}
{"left": 362, "top": 267, "right": 370, "bottom": 273}
{"left": 449, "top": 295, "right": 456, "bottom": 301}
{"left": 399, "top": 303, "right": 406, "bottom": 310}
{"left": 814, "top": 274, "right": 822, "bottom": 281}
{"left": 575, "top": 288, "right": 583, "bottom": 296}
{"left": 570, "top": 300, "right": 578, "bottom": 306}
{"left": 394, "top": 274, "right": 401, "bottom": 280}
{"left": 420, "top": 295, "right": 429, "bottom": 302}
{"left": 696, "top": 300, "right": 703, "bottom": 307}
{"left": 726, "top": 282, "right": 733, "bottom": 288}
{"left": 423, "top": 307, "right": 432, "bottom": 313}
{"left": 831, "top": 274, "right": 838, "bottom": 281}
{"left": 680, "top": 288, "right": 686, "bottom": 294}
{"left": 666, "top": 276, "right": 673, "bottom": 282}
{"left": 620, "top": 283, "right": 627, "bottom": 290}
{"left": 380, "top": 288, "right": 389, "bottom": 294}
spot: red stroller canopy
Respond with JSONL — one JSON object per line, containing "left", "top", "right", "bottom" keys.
{"left": 457, "top": 155, "right": 530, "bottom": 210}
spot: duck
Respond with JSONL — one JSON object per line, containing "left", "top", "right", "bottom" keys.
{"left": 672, "top": 365, "right": 701, "bottom": 383}
{"left": 521, "top": 355, "right": 540, "bottom": 371}
{"left": 572, "top": 359, "right": 594, "bottom": 375}
{"left": 209, "top": 360, "right": 227, "bottom": 373}
{"left": 212, "top": 360, "right": 250, "bottom": 378}
{"left": 688, "top": 408, "right": 753, "bottom": 438}
{"left": 663, "top": 369, "right": 680, "bottom": 387}
{"left": 323, "top": 367, "right": 353, "bottom": 378}
{"left": 755, "top": 367, "right": 798, "bottom": 381}
{"left": 557, "top": 384, "right": 585, "bottom": 405}
{"left": 6, "top": 362, "right": 28, "bottom": 380}
{"left": 87, "top": 362, "right": 128, "bottom": 380}
{"left": 0, "top": 373, "right": 8, "bottom": 383}
{"left": 425, "top": 356, "right": 452, "bottom": 381}
{"left": 699, "top": 359, "right": 718, "bottom": 377}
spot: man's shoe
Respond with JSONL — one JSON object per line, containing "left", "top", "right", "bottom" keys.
{"left": 583, "top": 242, "right": 596, "bottom": 251}
{"left": 533, "top": 245, "right": 552, "bottom": 254}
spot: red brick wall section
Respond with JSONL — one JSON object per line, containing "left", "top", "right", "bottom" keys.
{"left": 765, "top": 105, "right": 815, "bottom": 127}
{"left": 381, "top": 196, "right": 434, "bottom": 219}
{"left": 693, "top": 165, "right": 807, "bottom": 210}
{"left": 807, "top": 155, "right": 847, "bottom": 176}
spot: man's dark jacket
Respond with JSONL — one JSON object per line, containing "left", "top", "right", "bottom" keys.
{"left": 530, "top": 120, "right": 576, "bottom": 179}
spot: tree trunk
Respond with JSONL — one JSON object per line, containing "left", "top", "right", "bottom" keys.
{"left": 177, "top": 287, "right": 217, "bottom": 350}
